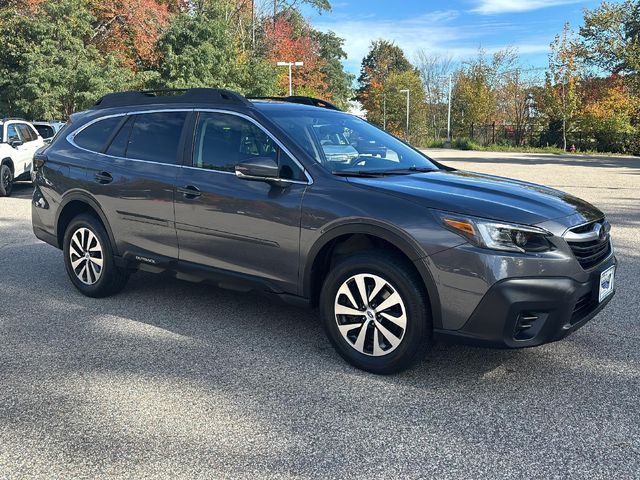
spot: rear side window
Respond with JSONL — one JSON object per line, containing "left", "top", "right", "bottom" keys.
{"left": 35, "top": 125, "right": 55, "bottom": 139}
{"left": 16, "top": 124, "right": 36, "bottom": 142}
{"left": 105, "top": 116, "right": 134, "bottom": 157}
{"left": 74, "top": 116, "right": 123, "bottom": 152}
{"left": 125, "top": 112, "right": 187, "bottom": 164}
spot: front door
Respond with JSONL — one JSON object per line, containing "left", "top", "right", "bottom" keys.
{"left": 174, "top": 111, "right": 309, "bottom": 292}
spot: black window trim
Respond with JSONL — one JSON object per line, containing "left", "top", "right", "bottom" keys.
{"left": 67, "top": 108, "right": 313, "bottom": 185}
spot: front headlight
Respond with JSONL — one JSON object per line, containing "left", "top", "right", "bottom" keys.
{"left": 436, "top": 212, "right": 553, "bottom": 253}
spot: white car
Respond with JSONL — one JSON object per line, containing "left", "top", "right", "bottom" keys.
{"left": 0, "top": 119, "right": 44, "bottom": 196}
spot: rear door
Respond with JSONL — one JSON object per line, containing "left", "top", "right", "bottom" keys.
{"left": 72, "top": 110, "right": 188, "bottom": 260}
{"left": 5, "top": 123, "right": 31, "bottom": 177}
{"left": 174, "top": 110, "right": 310, "bottom": 292}
{"left": 14, "top": 122, "right": 44, "bottom": 174}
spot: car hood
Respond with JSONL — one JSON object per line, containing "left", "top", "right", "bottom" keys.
{"left": 347, "top": 170, "right": 604, "bottom": 227}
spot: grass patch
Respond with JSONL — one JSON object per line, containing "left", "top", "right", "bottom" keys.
{"left": 421, "top": 138, "right": 624, "bottom": 156}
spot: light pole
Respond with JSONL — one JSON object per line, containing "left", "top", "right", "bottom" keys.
{"left": 276, "top": 61, "right": 304, "bottom": 96}
{"left": 447, "top": 74, "right": 452, "bottom": 143}
{"left": 399, "top": 89, "right": 410, "bottom": 140}
{"left": 383, "top": 91, "right": 386, "bottom": 130}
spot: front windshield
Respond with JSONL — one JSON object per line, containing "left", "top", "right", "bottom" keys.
{"left": 266, "top": 108, "right": 439, "bottom": 174}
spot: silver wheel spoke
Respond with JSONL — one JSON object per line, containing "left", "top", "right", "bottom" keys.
{"left": 337, "top": 283, "right": 358, "bottom": 310}
{"left": 373, "top": 327, "right": 384, "bottom": 356}
{"left": 90, "top": 256, "right": 103, "bottom": 268}
{"left": 376, "top": 291, "right": 402, "bottom": 313}
{"left": 353, "top": 321, "right": 369, "bottom": 353}
{"left": 368, "top": 276, "right": 386, "bottom": 304}
{"left": 354, "top": 275, "right": 368, "bottom": 307}
{"left": 89, "top": 261, "right": 100, "bottom": 280}
{"left": 380, "top": 311, "right": 407, "bottom": 330}
{"left": 374, "top": 319, "right": 402, "bottom": 348}
{"left": 72, "top": 235, "right": 83, "bottom": 253}
{"left": 79, "top": 263, "right": 88, "bottom": 283}
{"left": 335, "top": 304, "right": 364, "bottom": 316}
{"left": 71, "top": 257, "right": 84, "bottom": 269}
{"left": 338, "top": 322, "right": 363, "bottom": 336}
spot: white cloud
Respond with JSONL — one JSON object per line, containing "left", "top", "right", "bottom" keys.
{"left": 314, "top": 12, "right": 551, "bottom": 73}
{"left": 471, "top": 0, "right": 583, "bottom": 15}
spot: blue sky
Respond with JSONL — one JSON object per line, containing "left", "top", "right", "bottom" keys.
{"left": 306, "top": 0, "right": 615, "bottom": 75}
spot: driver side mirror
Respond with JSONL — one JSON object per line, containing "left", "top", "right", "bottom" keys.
{"left": 10, "top": 139, "right": 23, "bottom": 148}
{"left": 235, "top": 157, "right": 279, "bottom": 181}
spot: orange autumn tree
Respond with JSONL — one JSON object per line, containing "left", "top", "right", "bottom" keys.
{"left": 88, "top": 0, "right": 173, "bottom": 68}
{"left": 265, "top": 13, "right": 328, "bottom": 97}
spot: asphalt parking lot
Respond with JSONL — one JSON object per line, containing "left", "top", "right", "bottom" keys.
{"left": 1, "top": 151, "right": 639, "bottom": 479}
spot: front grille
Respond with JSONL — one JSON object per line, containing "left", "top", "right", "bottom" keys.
{"left": 566, "top": 220, "right": 611, "bottom": 269}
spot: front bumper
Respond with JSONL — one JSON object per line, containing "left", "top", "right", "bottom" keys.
{"left": 434, "top": 255, "right": 617, "bottom": 348}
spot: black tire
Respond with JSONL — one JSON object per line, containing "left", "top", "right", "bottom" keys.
{"left": 0, "top": 163, "right": 13, "bottom": 197}
{"left": 320, "top": 251, "right": 432, "bottom": 374}
{"left": 63, "top": 213, "right": 129, "bottom": 297}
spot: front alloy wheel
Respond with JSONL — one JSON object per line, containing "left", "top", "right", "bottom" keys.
{"left": 320, "top": 252, "right": 432, "bottom": 374}
{"left": 334, "top": 273, "right": 407, "bottom": 356}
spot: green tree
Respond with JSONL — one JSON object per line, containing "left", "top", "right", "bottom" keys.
{"left": 153, "top": 9, "right": 278, "bottom": 96}
{"left": 357, "top": 40, "right": 415, "bottom": 129}
{"left": 367, "top": 70, "right": 426, "bottom": 143}
{"left": 0, "top": 0, "right": 133, "bottom": 119}
{"left": 545, "top": 23, "right": 581, "bottom": 150}
{"left": 578, "top": 0, "right": 640, "bottom": 78}
{"left": 314, "top": 30, "right": 354, "bottom": 109}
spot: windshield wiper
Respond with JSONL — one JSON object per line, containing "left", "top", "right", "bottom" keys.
{"left": 384, "top": 166, "right": 437, "bottom": 173}
{"left": 331, "top": 170, "right": 413, "bottom": 177}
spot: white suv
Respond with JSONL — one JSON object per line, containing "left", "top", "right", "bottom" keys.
{"left": 0, "top": 119, "right": 44, "bottom": 196}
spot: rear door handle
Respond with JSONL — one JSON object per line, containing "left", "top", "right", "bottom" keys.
{"left": 95, "top": 171, "right": 113, "bottom": 184}
{"left": 177, "top": 185, "right": 201, "bottom": 199}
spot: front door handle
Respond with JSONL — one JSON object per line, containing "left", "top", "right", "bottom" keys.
{"left": 177, "top": 185, "right": 201, "bottom": 199}
{"left": 95, "top": 171, "right": 113, "bottom": 184}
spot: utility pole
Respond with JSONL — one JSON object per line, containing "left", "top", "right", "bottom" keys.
{"left": 273, "top": 0, "right": 277, "bottom": 27}
{"left": 276, "top": 61, "right": 304, "bottom": 96}
{"left": 400, "top": 89, "right": 410, "bottom": 141}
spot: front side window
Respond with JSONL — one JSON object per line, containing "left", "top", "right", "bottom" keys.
{"left": 265, "top": 108, "right": 439, "bottom": 175}
{"left": 193, "top": 112, "right": 306, "bottom": 181}
{"left": 74, "top": 116, "right": 123, "bottom": 152}
{"left": 6, "top": 124, "right": 20, "bottom": 143}
{"left": 125, "top": 112, "right": 187, "bottom": 164}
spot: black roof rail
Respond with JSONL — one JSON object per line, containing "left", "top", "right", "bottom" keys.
{"left": 1, "top": 117, "right": 27, "bottom": 122}
{"left": 249, "top": 96, "right": 342, "bottom": 111}
{"left": 91, "top": 88, "right": 252, "bottom": 110}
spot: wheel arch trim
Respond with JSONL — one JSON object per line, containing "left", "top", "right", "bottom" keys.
{"left": 301, "top": 220, "right": 442, "bottom": 328}
{"left": 55, "top": 191, "right": 119, "bottom": 255}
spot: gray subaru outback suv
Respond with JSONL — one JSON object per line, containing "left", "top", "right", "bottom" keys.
{"left": 31, "top": 89, "right": 616, "bottom": 373}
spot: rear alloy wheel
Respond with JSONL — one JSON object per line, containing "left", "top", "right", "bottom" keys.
{"left": 0, "top": 164, "right": 13, "bottom": 197}
{"left": 320, "top": 252, "right": 432, "bottom": 374}
{"left": 68, "top": 227, "right": 104, "bottom": 285}
{"left": 63, "top": 214, "right": 129, "bottom": 297}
